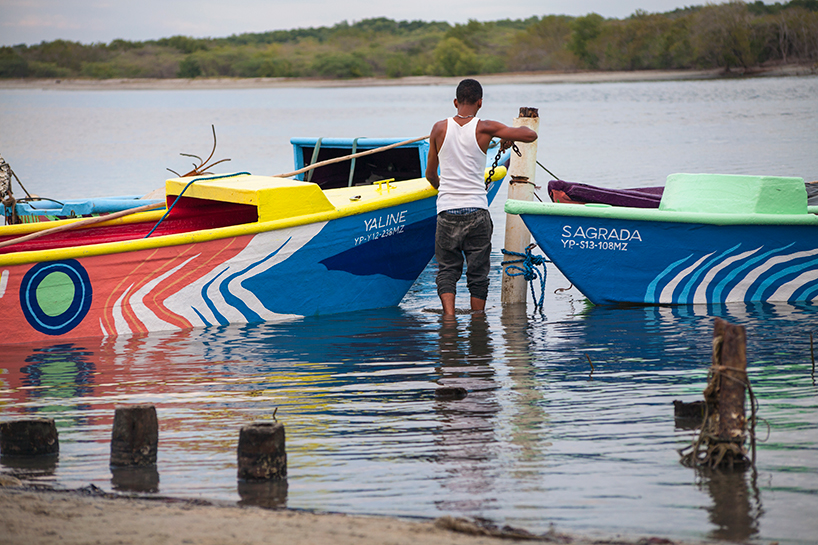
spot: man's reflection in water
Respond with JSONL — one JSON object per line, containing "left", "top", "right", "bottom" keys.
{"left": 434, "top": 312, "right": 498, "bottom": 513}
{"left": 699, "top": 466, "right": 762, "bottom": 542}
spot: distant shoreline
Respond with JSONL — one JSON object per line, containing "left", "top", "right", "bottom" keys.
{"left": 1, "top": 65, "right": 814, "bottom": 91}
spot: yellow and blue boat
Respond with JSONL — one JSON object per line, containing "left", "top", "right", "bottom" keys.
{"left": 0, "top": 137, "right": 508, "bottom": 343}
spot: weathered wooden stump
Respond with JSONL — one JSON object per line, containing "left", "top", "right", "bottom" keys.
{"left": 680, "top": 317, "right": 751, "bottom": 468}
{"left": 237, "top": 422, "right": 287, "bottom": 481}
{"left": 0, "top": 418, "right": 59, "bottom": 456}
{"left": 110, "top": 404, "right": 158, "bottom": 467}
{"left": 708, "top": 318, "right": 749, "bottom": 445}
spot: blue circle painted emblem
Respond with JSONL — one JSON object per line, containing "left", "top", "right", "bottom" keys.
{"left": 19, "top": 259, "right": 93, "bottom": 335}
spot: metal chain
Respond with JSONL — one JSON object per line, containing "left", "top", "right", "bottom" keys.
{"left": 485, "top": 141, "right": 521, "bottom": 189}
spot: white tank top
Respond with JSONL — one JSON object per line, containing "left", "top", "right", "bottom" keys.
{"left": 436, "top": 117, "right": 488, "bottom": 214}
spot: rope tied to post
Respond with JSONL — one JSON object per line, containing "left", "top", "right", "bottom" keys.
{"left": 501, "top": 243, "right": 551, "bottom": 313}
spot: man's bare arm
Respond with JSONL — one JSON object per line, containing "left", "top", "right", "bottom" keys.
{"left": 476, "top": 120, "right": 538, "bottom": 152}
{"left": 426, "top": 150, "right": 440, "bottom": 188}
{"left": 425, "top": 120, "right": 446, "bottom": 189}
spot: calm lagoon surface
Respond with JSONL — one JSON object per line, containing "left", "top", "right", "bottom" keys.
{"left": 1, "top": 76, "right": 817, "bottom": 544}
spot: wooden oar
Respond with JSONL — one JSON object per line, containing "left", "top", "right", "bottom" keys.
{"left": 0, "top": 201, "right": 164, "bottom": 251}
{"left": 273, "top": 135, "right": 430, "bottom": 179}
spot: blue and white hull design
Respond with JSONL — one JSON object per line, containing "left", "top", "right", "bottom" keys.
{"left": 514, "top": 212, "right": 818, "bottom": 305}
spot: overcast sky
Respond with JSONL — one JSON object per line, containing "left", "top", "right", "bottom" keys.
{"left": 2, "top": 0, "right": 773, "bottom": 47}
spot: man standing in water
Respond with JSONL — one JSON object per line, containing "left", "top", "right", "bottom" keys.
{"left": 425, "top": 79, "right": 537, "bottom": 316}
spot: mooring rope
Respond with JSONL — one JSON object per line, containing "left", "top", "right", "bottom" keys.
{"left": 501, "top": 243, "right": 550, "bottom": 313}
{"left": 678, "top": 362, "right": 759, "bottom": 469}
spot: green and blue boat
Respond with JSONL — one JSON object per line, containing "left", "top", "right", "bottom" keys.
{"left": 506, "top": 173, "right": 818, "bottom": 305}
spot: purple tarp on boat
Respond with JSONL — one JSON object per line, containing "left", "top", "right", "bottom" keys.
{"left": 548, "top": 180, "right": 818, "bottom": 208}
{"left": 547, "top": 180, "right": 664, "bottom": 208}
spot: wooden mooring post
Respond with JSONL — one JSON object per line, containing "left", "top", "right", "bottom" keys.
{"left": 680, "top": 318, "right": 753, "bottom": 469}
{"left": 110, "top": 404, "right": 158, "bottom": 467}
{"left": 0, "top": 418, "right": 59, "bottom": 457}
{"left": 237, "top": 422, "right": 287, "bottom": 481}
{"left": 501, "top": 107, "right": 539, "bottom": 306}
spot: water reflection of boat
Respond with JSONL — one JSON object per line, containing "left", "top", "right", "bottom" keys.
{"left": 19, "top": 343, "right": 97, "bottom": 400}
{"left": 507, "top": 174, "right": 818, "bottom": 305}
{"left": 1, "top": 306, "right": 440, "bottom": 413}
{"left": 0, "top": 306, "right": 463, "bottom": 503}
{"left": 0, "top": 138, "right": 508, "bottom": 344}
{"left": 531, "top": 300, "right": 818, "bottom": 376}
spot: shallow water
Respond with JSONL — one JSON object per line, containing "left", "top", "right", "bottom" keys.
{"left": 2, "top": 289, "right": 817, "bottom": 543}
{"left": 1, "top": 75, "right": 817, "bottom": 543}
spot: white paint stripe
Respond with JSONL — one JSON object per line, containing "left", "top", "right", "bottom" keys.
{"left": 205, "top": 270, "right": 246, "bottom": 324}
{"left": 224, "top": 223, "right": 326, "bottom": 321}
{"left": 659, "top": 252, "right": 715, "bottom": 303}
{"left": 725, "top": 248, "right": 818, "bottom": 302}
{"left": 0, "top": 269, "right": 7, "bottom": 298}
{"left": 768, "top": 268, "right": 818, "bottom": 302}
{"left": 131, "top": 255, "right": 199, "bottom": 332}
{"left": 692, "top": 247, "right": 761, "bottom": 303}
{"left": 165, "top": 222, "right": 326, "bottom": 326}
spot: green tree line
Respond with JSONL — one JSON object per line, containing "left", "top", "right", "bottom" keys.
{"left": 2, "top": 0, "right": 817, "bottom": 79}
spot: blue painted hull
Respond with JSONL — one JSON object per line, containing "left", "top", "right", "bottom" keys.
{"left": 248, "top": 177, "right": 503, "bottom": 317}
{"left": 237, "top": 197, "right": 438, "bottom": 318}
{"left": 519, "top": 213, "right": 818, "bottom": 305}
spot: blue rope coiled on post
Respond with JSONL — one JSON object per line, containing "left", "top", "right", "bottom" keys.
{"left": 501, "top": 244, "right": 551, "bottom": 313}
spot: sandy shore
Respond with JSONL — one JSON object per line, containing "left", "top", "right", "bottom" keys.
{"left": 0, "top": 481, "right": 719, "bottom": 545}
{"left": 0, "top": 65, "right": 814, "bottom": 91}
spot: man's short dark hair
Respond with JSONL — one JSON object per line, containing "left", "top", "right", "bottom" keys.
{"left": 456, "top": 79, "right": 482, "bottom": 105}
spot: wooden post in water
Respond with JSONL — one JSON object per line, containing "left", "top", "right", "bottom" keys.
{"left": 0, "top": 418, "right": 59, "bottom": 456}
{"left": 501, "top": 107, "right": 539, "bottom": 306}
{"left": 706, "top": 318, "right": 749, "bottom": 461}
{"left": 237, "top": 422, "right": 287, "bottom": 481}
{"left": 110, "top": 404, "right": 158, "bottom": 467}
{"left": 680, "top": 317, "right": 751, "bottom": 468}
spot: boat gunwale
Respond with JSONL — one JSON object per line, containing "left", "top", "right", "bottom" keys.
{"left": 0, "top": 178, "right": 437, "bottom": 267}
{"left": 506, "top": 199, "right": 818, "bottom": 226}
